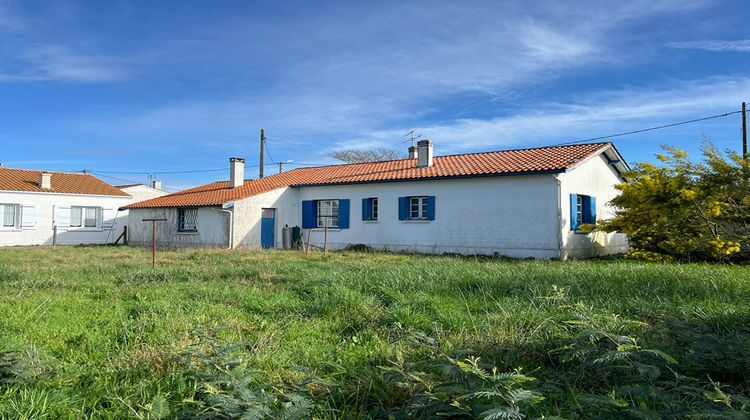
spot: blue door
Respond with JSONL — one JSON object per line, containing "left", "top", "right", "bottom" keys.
{"left": 261, "top": 208, "right": 276, "bottom": 249}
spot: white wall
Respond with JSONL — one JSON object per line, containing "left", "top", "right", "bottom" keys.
{"left": 0, "top": 191, "right": 131, "bottom": 246}
{"left": 127, "top": 207, "right": 229, "bottom": 248}
{"left": 558, "top": 153, "right": 629, "bottom": 259}
{"left": 119, "top": 185, "right": 167, "bottom": 203}
{"left": 232, "top": 187, "right": 300, "bottom": 248}
{"left": 251, "top": 175, "right": 562, "bottom": 258}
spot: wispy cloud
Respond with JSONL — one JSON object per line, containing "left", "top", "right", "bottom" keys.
{"left": 0, "top": 46, "right": 128, "bottom": 83}
{"left": 329, "top": 77, "right": 750, "bottom": 154}
{"left": 668, "top": 40, "right": 750, "bottom": 53}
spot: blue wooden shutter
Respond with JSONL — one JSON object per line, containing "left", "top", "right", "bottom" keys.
{"left": 302, "top": 200, "right": 316, "bottom": 229}
{"left": 570, "top": 194, "right": 578, "bottom": 231}
{"left": 588, "top": 196, "right": 597, "bottom": 224}
{"left": 398, "top": 197, "right": 409, "bottom": 220}
{"left": 338, "top": 199, "right": 350, "bottom": 229}
{"left": 426, "top": 196, "right": 435, "bottom": 220}
{"left": 362, "top": 198, "right": 370, "bottom": 221}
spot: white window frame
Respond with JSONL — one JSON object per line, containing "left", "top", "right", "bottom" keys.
{"left": 409, "top": 196, "right": 428, "bottom": 220}
{"left": 576, "top": 195, "right": 584, "bottom": 226}
{"left": 1, "top": 203, "right": 20, "bottom": 230}
{"left": 370, "top": 197, "right": 378, "bottom": 221}
{"left": 70, "top": 206, "right": 101, "bottom": 230}
{"left": 177, "top": 208, "right": 199, "bottom": 232}
{"left": 317, "top": 200, "right": 339, "bottom": 228}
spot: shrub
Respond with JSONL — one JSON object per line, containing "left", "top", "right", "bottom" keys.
{"left": 601, "top": 142, "right": 750, "bottom": 262}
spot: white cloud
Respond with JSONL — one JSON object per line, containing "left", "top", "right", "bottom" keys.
{"left": 668, "top": 40, "right": 750, "bottom": 53}
{"left": 0, "top": 46, "right": 127, "bottom": 83}
{"left": 329, "top": 77, "right": 750, "bottom": 154}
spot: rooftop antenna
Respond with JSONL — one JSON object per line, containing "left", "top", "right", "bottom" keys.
{"left": 403, "top": 130, "right": 422, "bottom": 147}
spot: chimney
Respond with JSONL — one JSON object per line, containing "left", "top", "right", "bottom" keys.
{"left": 417, "top": 139, "right": 433, "bottom": 168}
{"left": 39, "top": 172, "right": 52, "bottom": 189}
{"left": 229, "top": 157, "right": 245, "bottom": 188}
{"left": 151, "top": 180, "right": 162, "bottom": 190}
{"left": 408, "top": 145, "right": 418, "bottom": 159}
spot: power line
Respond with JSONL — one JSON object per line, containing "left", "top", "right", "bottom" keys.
{"left": 551, "top": 110, "right": 743, "bottom": 146}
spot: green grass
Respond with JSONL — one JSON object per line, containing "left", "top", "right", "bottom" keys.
{"left": 1, "top": 246, "right": 749, "bottom": 418}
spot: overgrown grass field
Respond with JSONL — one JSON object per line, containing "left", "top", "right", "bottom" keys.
{"left": 1, "top": 246, "right": 749, "bottom": 418}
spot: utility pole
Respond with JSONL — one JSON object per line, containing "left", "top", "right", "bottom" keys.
{"left": 260, "top": 128, "right": 265, "bottom": 178}
{"left": 742, "top": 101, "right": 747, "bottom": 162}
{"left": 278, "top": 162, "right": 284, "bottom": 173}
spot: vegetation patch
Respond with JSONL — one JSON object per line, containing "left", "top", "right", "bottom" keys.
{"left": 0, "top": 246, "right": 748, "bottom": 417}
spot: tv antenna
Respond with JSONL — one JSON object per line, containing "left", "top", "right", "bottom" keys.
{"left": 404, "top": 130, "right": 422, "bottom": 146}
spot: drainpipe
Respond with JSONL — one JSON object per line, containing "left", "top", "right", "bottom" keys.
{"left": 221, "top": 203, "right": 235, "bottom": 250}
{"left": 554, "top": 174, "right": 564, "bottom": 260}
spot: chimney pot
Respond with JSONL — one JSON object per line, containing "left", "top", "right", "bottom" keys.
{"left": 151, "top": 180, "right": 162, "bottom": 190}
{"left": 408, "top": 146, "right": 418, "bottom": 159}
{"left": 39, "top": 172, "right": 52, "bottom": 189}
{"left": 417, "top": 140, "right": 433, "bottom": 168}
{"left": 229, "top": 157, "right": 245, "bottom": 188}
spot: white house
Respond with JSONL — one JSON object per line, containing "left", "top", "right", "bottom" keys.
{"left": 0, "top": 168, "right": 160, "bottom": 246}
{"left": 124, "top": 141, "right": 630, "bottom": 259}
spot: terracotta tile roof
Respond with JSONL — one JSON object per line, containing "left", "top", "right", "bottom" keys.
{"left": 124, "top": 142, "right": 615, "bottom": 209}
{"left": 0, "top": 167, "right": 129, "bottom": 196}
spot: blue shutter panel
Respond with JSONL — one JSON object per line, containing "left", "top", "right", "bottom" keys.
{"left": 338, "top": 199, "right": 350, "bottom": 229}
{"left": 398, "top": 197, "right": 409, "bottom": 220}
{"left": 570, "top": 194, "right": 578, "bottom": 231}
{"left": 426, "top": 196, "right": 435, "bottom": 221}
{"left": 589, "top": 196, "right": 597, "bottom": 224}
{"left": 362, "top": 198, "right": 370, "bottom": 221}
{"left": 302, "top": 200, "right": 316, "bottom": 229}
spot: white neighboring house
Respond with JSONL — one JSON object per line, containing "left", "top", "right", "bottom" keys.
{"left": 124, "top": 141, "right": 630, "bottom": 259}
{"left": 0, "top": 168, "right": 141, "bottom": 246}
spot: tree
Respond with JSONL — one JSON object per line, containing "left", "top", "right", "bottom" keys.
{"left": 328, "top": 148, "right": 404, "bottom": 163}
{"left": 600, "top": 142, "right": 750, "bottom": 261}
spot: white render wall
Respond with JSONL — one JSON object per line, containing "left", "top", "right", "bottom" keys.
{"left": 232, "top": 187, "right": 300, "bottom": 248}
{"left": 284, "top": 175, "right": 561, "bottom": 258}
{"left": 558, "top": 153, "right": 629, "bottom": 259}
{"left": 0, "top": 191, "right": 131, "bottom": 246}
{"left": 119, "top": 185, "right": 167, "bottom": 203}
{"left": 126, "top": 207, "right": 229, "bottom": 248}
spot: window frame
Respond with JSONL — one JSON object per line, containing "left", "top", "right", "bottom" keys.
{"left": 317, "top": 199, "right": 339, "bottom": 228}
{"left": 70, "top": 206, "right": 101, "bottom": 230}
{"left": 1, "top": 203, "right": 20, "bottom": 230}
{"left": 177, "top": 207, "right": 199, "bottom": 233}
{"left": 409, "top": 196, "right": 428, "bottom": 220}
{"left": 364, "top": 197, "right": 379, "bottom": 221}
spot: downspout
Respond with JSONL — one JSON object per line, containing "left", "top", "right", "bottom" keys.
{"left": 554, "top": 174, "right": 564, "bottom": 260}
{"left": 220, "top": 203, "right": 234, "bottom": 250}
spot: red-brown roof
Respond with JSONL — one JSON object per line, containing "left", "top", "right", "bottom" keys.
{"left": 124, "top": 142, "right": 615, "bottom": 209}
{"left": 0, "top": 167, "right": 129, "bottom": 196}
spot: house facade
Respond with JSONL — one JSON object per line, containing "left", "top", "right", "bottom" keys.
{"left": 124, "top": 141, "right": 629, "bottom": 259}
{"left": 0, "top": 168, "right": 134, "bottom": 246}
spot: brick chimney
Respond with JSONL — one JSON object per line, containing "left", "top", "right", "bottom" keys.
{"left": 229, "top": 157, "right": 245, "bottom": 188}
{"left": 417, "top": 140, "right": 433, "bottom": 168}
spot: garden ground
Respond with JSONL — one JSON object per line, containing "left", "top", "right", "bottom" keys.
{"left": 1, "top": 246, "right": 749, "bottom": 418}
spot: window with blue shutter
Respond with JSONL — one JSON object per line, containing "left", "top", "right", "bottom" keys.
{"left": 571, "top": 194, "right": 596, "bottom": 231}
{"left": 303, "top": 199, "right": 351, "bottom": 229}
{"left": 362, "top": 197, "right": 378, "bottom": 221}
{"left": 399, "top": 196, "right": 435, "bottom": 221}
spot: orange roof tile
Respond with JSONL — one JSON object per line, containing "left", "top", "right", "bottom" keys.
{"left": 125, "top": 142, "right": 616, "bottom": 209}
{"left": 0, "top": 167, "right": 129, "bottom": 196}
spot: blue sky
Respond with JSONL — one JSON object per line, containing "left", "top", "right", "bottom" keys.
{"left": 1, "top": 0, "right": 749, "bottom": 190}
